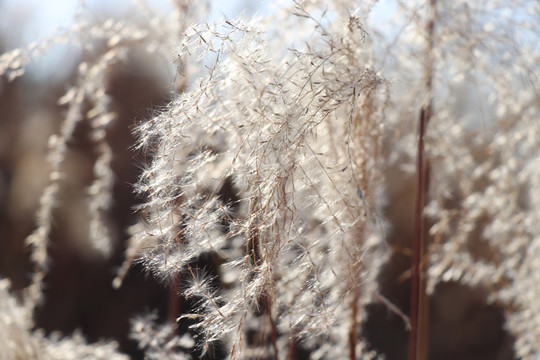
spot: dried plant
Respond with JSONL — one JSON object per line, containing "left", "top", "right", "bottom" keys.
{"left": 0, "top": 0, "right": 538, "bottom": 359}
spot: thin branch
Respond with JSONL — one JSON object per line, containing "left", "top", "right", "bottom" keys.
{"left": 265, "top": 293, "right": 279, "bottom": 360}
{"left": 349, "top": 290, "right": 359, "bottom": 360}
{"left": 410, "top": 0, "right": 436, "bottom": 358}
{"left": 409, "top": 107, "right": 427, "bottom": 360}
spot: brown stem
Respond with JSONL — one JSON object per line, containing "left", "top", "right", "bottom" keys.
{"left": 409, "top": 108, "right": 427, "bottom": 360}
{"left": 169, "top": 275, "right": 180, "bottom": 324}
{"left": 288, "top": 331, "right": 297, "bottom": 360}
{"left": 410, "top": 0, "right": 436, "bottom": 358}
{"left": 265, "top": 293, "right": 279, "bottom": 360}
{"left": 349, "top": 290, "right": 359, "bottom": 360}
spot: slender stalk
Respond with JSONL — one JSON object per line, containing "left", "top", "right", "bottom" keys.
{"left": 410, "top": 1, "right": 435, "bottom": 359}
{"left": 265, "top": 293, "right": 279, "bottom": 360}
{"left": 249, "top": 197, "right": 278, "bottom": 360}
{"left": 349, "top": 290, "right": 359, "bottom": 360}
{"left": 409, "top": 108, "right": 428, "bottom": 360}
{"left": 409, "top": 105, "right": 429, "bottom": 360}
{"left": 288, "top": 331, "right": 297, "bottom": 360}
{"left": 169, "top": 275, "right": 180, "bottom": 324}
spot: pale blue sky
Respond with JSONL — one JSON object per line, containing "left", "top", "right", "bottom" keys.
{"left": 0, "top": 0, "right": 259, "bottom": 79}
{"left": 0, "top": 0, "right": 256, "bottom": 47}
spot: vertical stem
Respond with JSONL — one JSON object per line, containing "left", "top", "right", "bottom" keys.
{"left": 288, "top": 331, "right": 297, "bottom": 360}
{"left": 417, "top": 159, "right": 431, "bottom": 360}
{"left": 249, "top": 198, "right": 278, "bottom": 360}
{"left": 265, "top": 293, "right": 279, "bottom": 360}
{"left": 410, "top": 1, "right": 435, "bottom": 359}
{"left": 409, "top": 108, "right": 428, "bottom": 360}
{"left": 169, "top": 275, "right": 180, "bottom": 324}
{"left": 349, "top": 290, "right": 359, "bottom": 360}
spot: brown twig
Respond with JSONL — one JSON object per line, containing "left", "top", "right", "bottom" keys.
{"left": 409, "top": 0, "right": 436, "bottom": 358}
{"left": 409, "top": 108, "right": 428, "bottom": 360}
{"left": 288, "top": 330, "right": 297, "bottom": 360}
{"left": 169, "top": 275, "right": 180, "bottom": 325}
{"left": 265, "top": 293, "right": 279, "bottom": 360}
{"left": 349, "top": 290, "right": 359, "bottom": 360}
{"left": 409, "top": 109, "right": 429, "bottom": 360}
